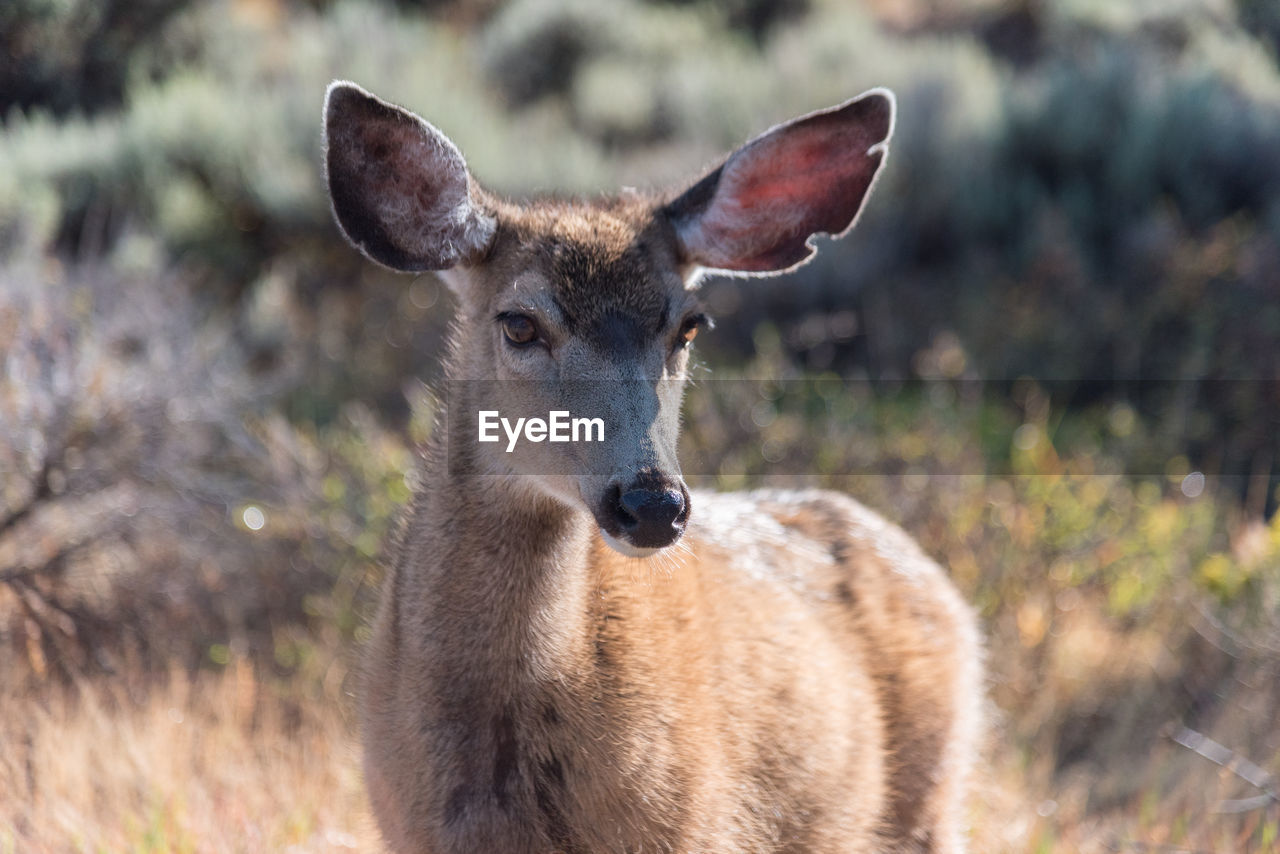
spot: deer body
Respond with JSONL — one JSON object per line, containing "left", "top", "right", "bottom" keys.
{"left": 324, "top": 83, "right": 983, "bottom": 853}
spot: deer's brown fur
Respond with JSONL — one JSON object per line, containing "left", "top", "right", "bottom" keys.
{"left": 324, "top": 81, "right": 984, "bottom": 853}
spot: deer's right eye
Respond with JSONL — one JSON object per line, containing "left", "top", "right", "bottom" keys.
{"left": 499, "top": 313, "right": 539, "bottom": 348}
{"left": 674, "top": 313, "right": 712, "bottom": 352}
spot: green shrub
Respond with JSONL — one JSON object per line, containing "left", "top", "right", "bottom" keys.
{"left": 0, "top": 0, "right": 198, "bottom": 117}
{"left": 478, "top": 0, "right": 619, "bottom": 104}
{"left": 0, "top": 246, "right": 411, "bottom": 685}
{"left": 4, "top": 0, "right": 1279, "bottom": 492}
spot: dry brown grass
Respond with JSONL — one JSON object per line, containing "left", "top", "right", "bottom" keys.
{"left": 2, "top": 630, "right": 1277, "bottom": 853}
{"left": 0, "top": 661, "right": 379, "bottom": 854}
{"left": 0, "top": 668, "right": 1045, "bottom": 854}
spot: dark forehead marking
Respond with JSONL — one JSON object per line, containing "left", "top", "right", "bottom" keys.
{"left": 552, "top": 238, "right": 668, "bottom": 355}
{"left": 591, "top": 310, "right": 651, "bottom": 357}
{"left": 549, "top": 240, "right": 666, "bottom": 320}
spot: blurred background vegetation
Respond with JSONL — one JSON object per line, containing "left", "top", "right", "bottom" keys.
{"left": 2, "top": 0, "right": 1280, "bottom": 850}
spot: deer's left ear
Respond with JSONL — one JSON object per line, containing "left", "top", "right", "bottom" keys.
{"left": 664, "top": 89, "right": 894, "bottom": 275}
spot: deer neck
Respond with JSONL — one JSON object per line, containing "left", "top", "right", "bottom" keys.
{"left": 406, "top": 402, "right": 600, "bottom": 685}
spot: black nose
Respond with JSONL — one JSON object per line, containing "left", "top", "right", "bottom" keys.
{"left": 610, "top": 482, "right": 688, "bottom": 549}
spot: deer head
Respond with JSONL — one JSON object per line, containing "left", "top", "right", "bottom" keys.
{"left": 323, "top": 81, "right": 893, "bottom": 556}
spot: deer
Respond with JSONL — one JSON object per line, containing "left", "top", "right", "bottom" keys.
{"left": 322, "top": 80, "right": 983, "bottom": 854}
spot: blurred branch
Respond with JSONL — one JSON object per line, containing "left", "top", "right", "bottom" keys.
{"left": 1190, "top": 595, "right": 1280, "bottom": 657}
{"left": 1216, "top": 794, "right": 1278, "bottom": 814}
{"left": 0, "top": 568, "right": 41, "bottom": 587}
{"left": 1108, "top": 843, "right": 1217, "bottom": 854}
{"left": 0, "top": 452, "right": 55, "bottom": 537}
{"left": 13, "top": 577, "right": 79, "bottom": 639}
{"left": 0, "top": 537, "right": 94, "bottom": 587}
{"left": 1167, "top": 725, "right": 1279, "bottom": 810}
{"left": 0, "top": 396, "right": 83, "bottom": 538}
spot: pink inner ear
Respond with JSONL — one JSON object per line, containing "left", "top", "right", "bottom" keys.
{"left": 714, "top": 125, "right": 881, "bottom": 271}
{"left": 670, "top": 93, "right": 891, "bottom": 274}
{"left": 731, "top": 130, "right": 866, "bottom": 216}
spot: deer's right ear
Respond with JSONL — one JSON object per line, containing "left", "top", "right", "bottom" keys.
{"left": 323, "top": 81, "right": 496, "bottom": 272}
